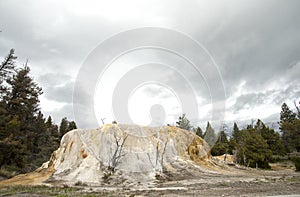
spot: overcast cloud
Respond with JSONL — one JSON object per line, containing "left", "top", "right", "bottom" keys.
{"left": 0, "top": 0, "right": 299, "bottom": 130}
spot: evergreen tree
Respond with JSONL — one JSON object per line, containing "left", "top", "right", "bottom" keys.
{"left": 235, "top": 127, "right": 272, "bottom": 168}
{"left": 45, "top": 116, "right": 60, "bottom": 154}
{"left": 281, "top": 119, "right": 300, "bottom": 152}
{"left": 31, "top": 114, "right": 61, "bottom": 166}
{"left": 244, "top": 128, "right": 272, "bottom": 168}
{"left": 211, "top": 130, "right": 229, "bottom": 156}
{"left": 6, "top": 65, "right": 43, "bottom": 128}
{"left": 0, "top": 49, "right": 17, "bottom": 141}
{"left": 0, "top": 49, "right": 17, "bottom": 97}
{"left": 5, "top": 65, "right": 43, "bottom": 162}
{"left": 0, "top": 50, "right": 27, "bottom": 171}
{"left": 0, "top": 49, "right": 16, "bottom": 74}
{"left": 231, "top": 122, "right": 240, "bottom": 142}
{"left": 176, "top": 114, "right": 192, "bottom": 131}
{"left": 68, "top": 121, "right": 77, "bottom": 131}
{"left": 193, "top": 126, "right": 203, "bottom": 138}
{"left": 280, "top": 103, "right": 296, "bottom": 126}
{"left": 59, "top": 117, "right": 77, "bottom": 138}
{"left": 45, "top": 116, "right": 53, "bottom": 128}
{"left": 0, "top": 134, "right": 26, "bottom": 169}
{"left": 279, "top": 103, "right": 300, "bottom": 152}
{"left": 217, "top": 130, "right": 228, "bottom": 144}
{"left": 0, "top": 51, "right": 74, "bottom": 175}
{"left": 59, "top": 117, "right": 69, "bottom": 138}
{"left": 30, "top": 111, "right": 47, "bottom": 167}
{"left": 204, "top": 122, "right": 217, "bottom": 148}
{"left": 255, "top": 119, "right": 285, "bottom": 155}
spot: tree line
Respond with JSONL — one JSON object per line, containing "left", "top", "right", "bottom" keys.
{"left": 176, "top": 102, "right": 300, "bottom": 170}
{"left": 1, "top": 48, "right": 299, "bottom": 176}
{"left": 0, "top": 49, "right": 77, "bottom": 177}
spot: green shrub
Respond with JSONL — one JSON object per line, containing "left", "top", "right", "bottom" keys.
{"left": 74, "top": 181, "right": 88, "bottom": 186}
{"left": 292, "top": 157, "right": 300, "bottom": 171}
{"left": 102, "top": 172, "right": 112, "bottom": 180}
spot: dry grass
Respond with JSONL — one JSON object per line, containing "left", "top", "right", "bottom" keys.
{"left": 0, "top": 185, "right": 80, "bottom": 196}
{"left": 0, "top": 166, "right": 54, "bottom": 186}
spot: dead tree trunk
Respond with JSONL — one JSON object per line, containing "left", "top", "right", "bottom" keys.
{"left": 108, "top": 132, "right": 129, "bottom": 172}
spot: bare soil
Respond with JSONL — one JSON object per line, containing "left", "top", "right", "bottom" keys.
{"left": 1, "top": 162, "right": 300, "bottom": 196}
{"left": 85, "top": 168, "right": 300, "bottom": 197}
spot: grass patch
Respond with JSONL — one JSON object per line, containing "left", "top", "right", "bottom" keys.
{"left": 218, "top": 181, "right": 229, "bottom": 187}
{"left": 0, "top": 165, "right": 19, "bottom": 178}
{"left": 0, "top": 169, "right": 14, "bottom": 179}
{"left": 284, "top": 176, "right": 300, "bottom": 182}
{"left": 0, "top": 185, "right": 117, "bottom": 196}
{"left": 0, "top": 185, "right": 89, "bottom": 196}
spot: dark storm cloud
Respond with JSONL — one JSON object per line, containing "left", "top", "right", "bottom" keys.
{"left": 37, "top": 73, "right": 73, "bottom": 87}
{"left": 201, "top": 0, "right": 300, "bottom": 95}
{"left": 233, "top": 93, "right": 267, "bottom": 113}
{"left": 44, "top": 82, "right": 74, "bottom": 103}
{"left": 0, "top": 0, "right": 299, "bottom": 128}
{"left": 37, "top": 73, "right": 74, "bottom": 103}
{"left": 273, "top": 84, "right": 300, "bottom": 106}
{"left": 0, "top": 0, "right": 117, "bottom": 74}
{"left": 0, "top": 0, "right": 118, "bottom": 126}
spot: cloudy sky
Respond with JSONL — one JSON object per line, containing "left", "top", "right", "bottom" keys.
{"left": 0, "top": 0, "right": 299, "bottom": 130}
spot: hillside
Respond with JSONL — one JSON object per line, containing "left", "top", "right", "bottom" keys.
{"left": 0, "top": 124, "right": 218, "bottom": 185}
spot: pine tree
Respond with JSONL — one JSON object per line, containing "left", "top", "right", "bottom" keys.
{"left": 193, "top": 127, "right": 203, "bottom": 138}
{"left": 280, "top": 103, "right": 296, "bottom": 126}
{"left": 68, "top": 121, "right": 77, "bottom": 131}
{"left": 0, "top": 51, "right": 71, "bottom": 175}
{"left": 0, "top": 49, "right": 17, "bottom": 95}
{"left": 0, "top": 51, "right": 27, "bottom": 172}
{"left": 0, "top": 49, "right": 16, "bottom": 73}
{"left": 31, "top": 111, "right": 48, "bottom": 166}
{"left": 281, "top": 119, "right": 300, "bottom": 152}
{"left": 59, "top": 117, "right": 77, "bottom": 138}
{"left": 45, "top": 116, "right": 53, "bottom": 128}
{"left": 279, "top": 103, "right": 300, "bottom": 152}
{"left": 235, "top": 127, "right": 272, "bottom": 168}
{"left": 204, "top": 122, "right": 217, "bottom": 148}
{"left": 45, "top": 116, "right": 60, "bottom": 154}
{"left": 231, "top": 122, "right": 240, "bottom": 142}
{"left": 211, "top": 130, "right": 229, "bottom": 156}
{"left": 6, "top": 65, "right": 42, "bottom": 156}
{"left": 254, "top": 119, "right": 285, "bottom": 155}
{"left": 176, "top": 114, "right": 192, "bottom": 131}
{"left": 6, "top": 65, "right": 43, "bottom": 127}
{"left": 2, "top": 65, "right": 43, "bottom": 171}
{"left": 59, "top": 117, "right": 69, "bottom": 138}
{"left": 0, "top": 49, "right": 17, "bottom": 141}
{"left": 217, "top": 130, "right": 228, "bottom": 144}
{"left": 243, "top": 128, "right": 272, "bottom": 168}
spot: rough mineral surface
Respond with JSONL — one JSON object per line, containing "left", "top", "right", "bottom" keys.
{"left": 0, "top": 124, "right": 213, "bottom": 185}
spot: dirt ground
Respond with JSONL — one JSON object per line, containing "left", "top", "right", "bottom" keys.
{"left": 142, "top": 171, "right": 300, "bottom": 196}
{"left": 82, "top": 168, "right": 300, "bottom": 197}
{"left": 1, "top": 161, "right": 300, "bottom": 196}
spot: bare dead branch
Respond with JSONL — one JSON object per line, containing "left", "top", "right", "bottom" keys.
{"left": 108, "top": 132, "right": 129, "bottom": 172}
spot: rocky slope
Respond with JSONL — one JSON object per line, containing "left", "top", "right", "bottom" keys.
{"left": 0, "top": 124, "right": 215, "bottom": 185}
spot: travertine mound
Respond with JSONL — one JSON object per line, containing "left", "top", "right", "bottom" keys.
{"left": 0, "top": 124, "right": 213, "bottom": 185}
